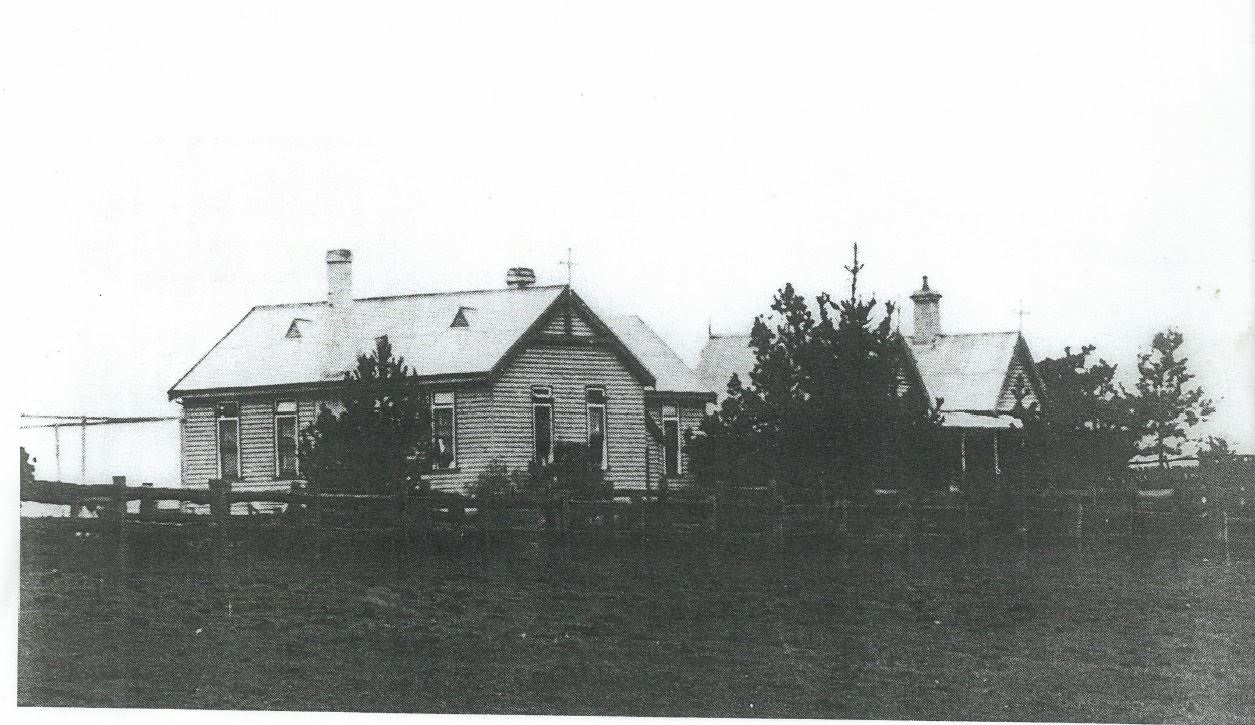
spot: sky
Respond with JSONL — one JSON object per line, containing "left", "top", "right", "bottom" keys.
{"left": 6, "top": 1, "right": 1254, "bottom": 478}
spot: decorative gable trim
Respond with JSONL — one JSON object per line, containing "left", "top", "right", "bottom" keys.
{"left": 489, "top": 287, "right": 657, "bottom": 388}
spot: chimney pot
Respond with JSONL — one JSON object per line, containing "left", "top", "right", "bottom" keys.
{"left": 506, "top": 267, "right": 536, "bottom": 289}
{"left": 326, "top": 249, "right": 353, "bottom": 306}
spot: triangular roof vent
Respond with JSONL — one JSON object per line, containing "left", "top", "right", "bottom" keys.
{"left": 451, "top": 306, "right": 476, "bottom": 328}
{"left": 285, "top": 318, "right": 310, "bottom": 338}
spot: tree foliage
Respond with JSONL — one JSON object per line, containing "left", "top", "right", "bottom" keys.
{"left": 20, "top": 446, "right": 36, "bottom": 485}
{"left": 689, "top": 246, "right": 945, "bottom": 501}
{"left": 1129, "top": 329, "right": 1214, "bottom": 467}
{"left": 298, "top": 335, "right": 432, "bottom": 494}
{"left": 1024, "top": 344, "right": 1139, "bottom": 477}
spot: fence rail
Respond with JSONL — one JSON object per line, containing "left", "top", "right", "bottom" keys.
{"left": 19, "top": 476, "right": 1253, "bottom": 565}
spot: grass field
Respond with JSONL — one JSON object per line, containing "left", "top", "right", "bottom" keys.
{"left": 17, "top": 526, "right": 1255, "bottom": 722}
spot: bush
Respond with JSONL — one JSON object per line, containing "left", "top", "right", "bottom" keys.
{"left": 467, "top": 460, "right": 528, "bottom": 500}
{"left": 526, "top": 441, "right": 612, "bottom": 500}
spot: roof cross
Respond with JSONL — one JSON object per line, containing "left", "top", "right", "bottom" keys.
{"left": 1014, "top": 299, "right": 1031, "bottom": 332}
{"left": 559, "top": 247, "right": 579, "bottom": 287}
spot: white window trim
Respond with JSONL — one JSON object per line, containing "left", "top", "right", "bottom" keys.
{"left": 273, "top": 401, "right": 299, "bottom": 479}
{"left": 431, "top": 392, "right": 457, "bottom": 470}
{"left": 662, "top": 404, "right": 682, "bottom": 476}
{"left": 532, "top": 400, "right": 554, "bottom": 465}
{"left": 215, "top": 403, "right": 242, "bottom": 481}
{"left": 586, "top": 386, "right": 608, "bottom": 470}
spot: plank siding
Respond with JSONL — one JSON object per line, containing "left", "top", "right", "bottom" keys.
{"left": 490, "top": 342, "right": 647, "bottom": 492}
{"left": 178, "top": 341, "right": 650, "bottom": 493}
{"left": 542, "top": 308, "right": 594, "bottom": 336}
{"left": 425, "top": 384, "right": 494, "bottom": 494}
{"left": 181, "top": 404, "right": 217, "bottom": 486}
{"left": 997, "top": 354, "right": 1040, "bottom": 412}
{"left": 645, "top": 398, "right": 704, "bottom": 487}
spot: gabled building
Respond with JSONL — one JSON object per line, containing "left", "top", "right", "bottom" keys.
{"left": 169, "top": 250, "right": 715, "bottom": 494}
{"left": 696, "top": 276, "right": 1046, "bottom": 486}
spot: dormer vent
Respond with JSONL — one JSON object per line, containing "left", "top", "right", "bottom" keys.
{"left": 451, "top": 306, "right": 476, "bottom": 328}
{"left": 285, "top": 318, "right": 310, "bottom": 339}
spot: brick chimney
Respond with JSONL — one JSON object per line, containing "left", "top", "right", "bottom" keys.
{"left": 326, "top": 249, "right": 353, "bottom": 307}
{"left": 910, "top": 275, "right": 942, "bottom": 343}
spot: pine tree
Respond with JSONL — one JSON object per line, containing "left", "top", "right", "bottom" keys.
{"left": 689, "top": 244, "right": 943, "bottom": 500}
{"left": 299, "top": 335, "right": 432, "bottom": 494}
{"left": 1031, "top": 345, "right": 1138, "bottom": 477}
{"left": 1129, "top": 329, "right": 1214, "bottom": 468}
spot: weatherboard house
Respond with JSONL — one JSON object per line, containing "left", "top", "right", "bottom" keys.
{"left": 169, "top": 250, "right": 714, "bottom": 494}
{"left": 696, "top": 277, "right": 1046, "bottom": 487}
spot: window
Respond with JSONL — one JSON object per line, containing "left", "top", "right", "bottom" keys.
{"left": 662, "top": 404, "right": 681, "bottom": 476}
{"left": 586, "top": 386, "right": 607, "bottom": 469}
{"left": 431, "top": 392, "right": 456, "bottom": 470}
{"left": 274, "top": 400, "right": 299, "bottom": 478}
{"left": 532, "top": 386, "right": 554, "bottom": 464}
{"left": 215, "top": 402, "right": 241, "bottom": 480}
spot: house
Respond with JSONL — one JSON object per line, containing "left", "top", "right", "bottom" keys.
{"left": 168, "top": 250, "right": 715, "bottom": 494}
{"left": 696, "top": 276, "right": 1046, "bottom": 487}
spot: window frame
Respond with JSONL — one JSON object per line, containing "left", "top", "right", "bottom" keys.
{"left": 215, "top": 401, "right": 242, "bottom": 481}
{"left": 586, "top": 386, "right": 608, "bottom": 470}
{"left": 662, "top": 403, "right": 681, "bottom": 476}
{"left": 430, "top": 391, "right": 457, "bottom": 470}
{"left": 273, "top": 399, "right": 300, "bottom": 479}
{"left": 531, "top": 386, "right": 554, "bottom": 465}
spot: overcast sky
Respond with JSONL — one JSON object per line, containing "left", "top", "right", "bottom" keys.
{"left": 7, "top": 1, "right": 1253, "bottom": 455}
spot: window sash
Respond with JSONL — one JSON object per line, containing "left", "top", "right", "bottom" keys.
{"left": 662, "top": 406, "right": 681, "bottom": 476}
{"left": 587, "top": 403, "right": 607, "bottom": 469}
{"left": 532, "top": 402, "right": 554, "bottom": 464}
{"left": 216, "top": 415, "right": 240, "bottom": 480}
{"left": 274, "top": 413, "right": 299, "bottom": 478}
{"left": 431, "top": 394, "right": 456, "bottom": 470}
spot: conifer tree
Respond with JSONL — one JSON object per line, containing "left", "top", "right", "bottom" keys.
{"left": 1030, "top": 345, "right": 1138, "bottom": 476}
{"left": 299, "top": 335, "right": 432, "bottom": 494}
{"left": 690, "top": 244, "right": 943, "bottom": 500}
{"left": 1129, "top": 329, "right": 1214, "bottom": 468}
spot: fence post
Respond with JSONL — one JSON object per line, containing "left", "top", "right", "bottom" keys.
{"left": 1076, "top": 502, "right": 1084, "bottom": 553}
{"left": 708, "top": 495, "right": 719, "bottom": 538}
{"left": 1223, "top": 510, "right": 1231, "bottom": 566}
{"left": 208, "top": 478, "right": 231, "bottom": 559}
{"left": 112, "top": 475, "right": 127, "bottom": 565}
{"left": 139, "top": 482, "right": 156, "bottom": 517}
{"left": 962, "top": 499, "right": 971, "bottom": 550}
{"left": 394, "top": 480, "right": 408, "bottom": 576}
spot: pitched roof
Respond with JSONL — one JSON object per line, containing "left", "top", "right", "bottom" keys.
{"left": 170, "top": 285, "right": 568, "bottom": 395}
{"left": 906, "top": 331, "right": 1023, "bottom": 413}
{"left": 604, "top": 315, "right": 715, "bottom": 397}
{"left": 696, "top": 330, "right": 1035, "bottom": 416}
{"left": 696, "top": 334, "right": 755, "bottom": 397}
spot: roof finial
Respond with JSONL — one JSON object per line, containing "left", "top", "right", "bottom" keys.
{"left": 559, "top": 247, "right": 578, "bottom": 286}
{"left": 921, "top": 275, "right": 930, "bottom": 291}
{"left": 707, "top": 317, "right": 713, "bottom": 338}
{"left": 1015, "top": 299, "right": 1031, "bottom": 333}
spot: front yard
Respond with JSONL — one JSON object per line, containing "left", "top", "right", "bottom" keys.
{"left": 18, "top": 527, "right": 1255, "bottom": 721}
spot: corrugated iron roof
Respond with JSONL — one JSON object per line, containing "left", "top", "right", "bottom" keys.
{"left": 696, "top": 335, "right": 755, "bottom": 397}
{"left": 906, "top": 331, "right": 1022, "bottom": 413}
{"left": 696, "top": 330, "right": 1030, "bottom": 416}
{"left": 170, "top": 285, "right": 567, "bottom": 395}
{"left": 605, "top": 315, "right": 715, "bottom": 396}
{"left": 170, "top": 286, "right": 705, "bottom": 399}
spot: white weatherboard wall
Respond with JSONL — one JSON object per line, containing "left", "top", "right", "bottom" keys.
{"left": 489, "top": 344, "right": 647, "bottom": 492}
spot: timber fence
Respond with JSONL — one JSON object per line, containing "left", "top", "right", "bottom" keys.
{"left": 19, "top": 475, "right": 1254, "bottom": 565}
